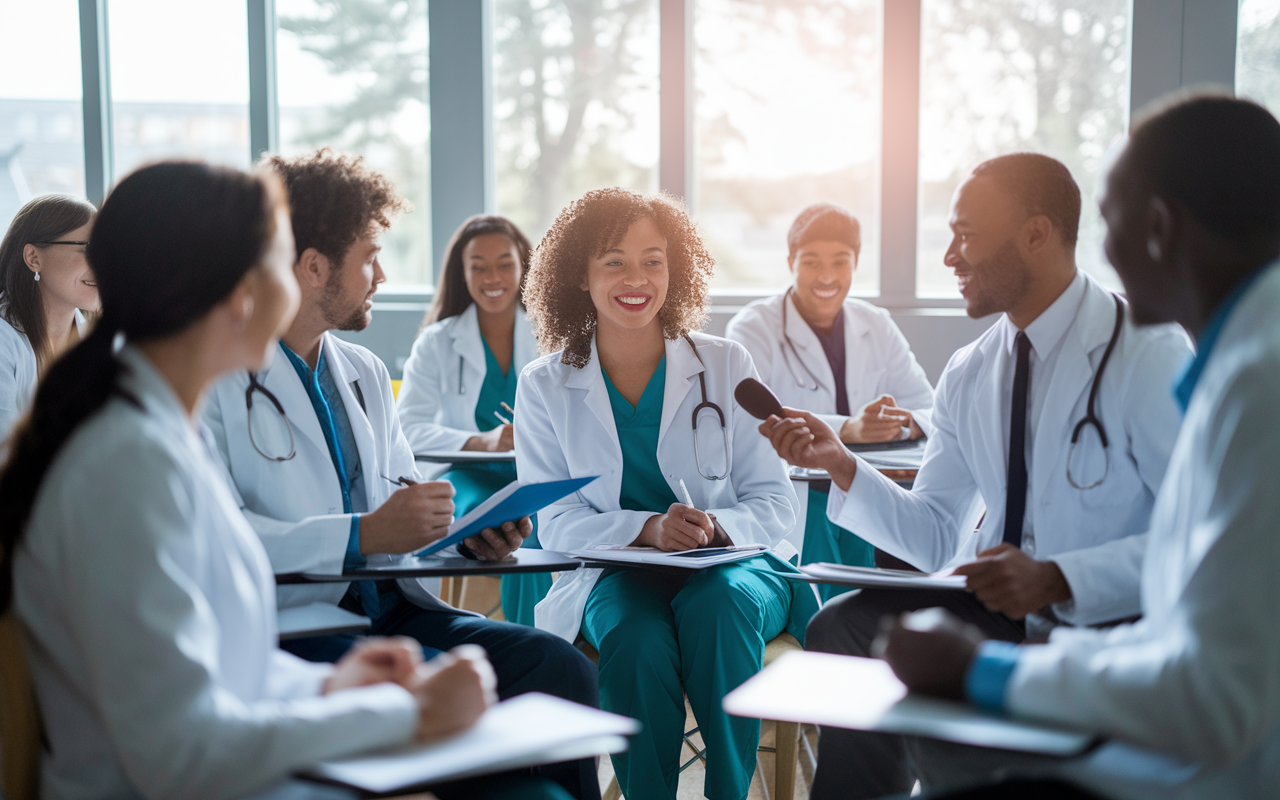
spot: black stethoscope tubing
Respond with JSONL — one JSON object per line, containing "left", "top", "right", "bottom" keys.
{"left": 780, "top": 287, "right": 824, "bottom": 393}
{"left": 682, "top": 334, "right": 730, "bottom": 481}
{"left": 1066, "top": 293, "right": 1125, "bottom": 490}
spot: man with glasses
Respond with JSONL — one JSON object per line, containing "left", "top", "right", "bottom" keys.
{"left": 202, "top": 149, "right": 600, "bottom": 800}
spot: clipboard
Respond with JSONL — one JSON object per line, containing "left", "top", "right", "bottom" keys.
{"left": 417, "top": 475, "right": 598, "bottom": 557}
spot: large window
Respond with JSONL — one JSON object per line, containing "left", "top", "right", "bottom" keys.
{"left": 108, "top": 0, "right": 250, "bottom": 178}
{"left": 0, "top": 1, "right": 85, "bottom": 233}
{"left": 694, "top": 0, "right": 881, "bottom": 294}
{"left": 276, "top": 0, "right": 433, "bottom": 287}
{"left": 1237, "top": 0, "right": 1280, "bottom": 115}
{"left": 492, "top": 0, "right": 660, "bottom": 244}
{"left": 917, "top": 0, "right": 1130, "bottom": 297}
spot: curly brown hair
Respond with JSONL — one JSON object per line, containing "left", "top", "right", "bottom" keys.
{"left": 262, "top": 148, "right": 409, "bottom": 264}
{"left": 524, "top": 188, "right": 714, "bottom": 368}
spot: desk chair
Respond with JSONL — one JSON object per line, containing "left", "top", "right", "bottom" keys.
{"left": 0, "top": 613, "right": 39, "bottom": 800}
{"left": 578, "top": 632, "right": 805, "bottom": 800}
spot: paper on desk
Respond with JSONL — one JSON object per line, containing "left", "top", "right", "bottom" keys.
{"left": 415, "top": 450, "right": 517, "bottom": 464}
{"left": 276, "top": 603, "right": 370, "bottom": 640}
{"left": 723, "top": 651, "right": 1096, "bottom": 757}
{"left": 304, "top": 693, "right": 639, "bottom": 793}
{"left": 798, "top": 562, "right": 967, "bottom": 590}
{"left": 571, "top": 544, "right": 769, "bottom": 569}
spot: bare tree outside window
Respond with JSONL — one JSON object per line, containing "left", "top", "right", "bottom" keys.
{"left": 277, "top": 0, "right": 432, "bottom": 287}
{"left": 1238, "top": 0, "right": 1280, "bottom": 116}
{"left": 918, "top": 0, "right": 1130, "bottom": 297}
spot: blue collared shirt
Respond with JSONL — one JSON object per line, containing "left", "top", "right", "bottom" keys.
{"left": 279, "top": 342, "right": 381, "bottom": 617}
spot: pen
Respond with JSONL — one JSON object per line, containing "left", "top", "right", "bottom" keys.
{"left": 501, "top": 401, "right": 516, "bottom": 418}
{"left": 493, "top": 410, "right": 512, "bottom": 425}
{"left": 382, "top": 474, "right": 418, "bottom": 487}
{"left": 677, "top": 478, "right": 709, "bottom": 546}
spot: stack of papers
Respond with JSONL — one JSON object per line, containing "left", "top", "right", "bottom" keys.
{"left": 571, "top": 544, "right": 769, "bottom": 569}
{"left": 303, "top": 693, "right": 639, "bottom": 793}
{"left": 796, "top": 562, "right": 967, "bottom": 590}
{"left": 723, "top": 652, "right": 1097, "bottom": 756}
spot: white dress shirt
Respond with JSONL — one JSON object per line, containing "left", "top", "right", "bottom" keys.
{"left": 827, "top": 272, "right": 1192, "bottom": 625}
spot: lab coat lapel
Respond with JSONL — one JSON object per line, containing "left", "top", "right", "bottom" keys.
{"left": 258, "top": 345, "right": 330, "bottom": 460}
{"left": 975, "top": 319, "right": 1015, "bottom": 493}
{"left": 839, "top": 301, "right": 873, "bottom": 401}
{"left": 658, "top": 336, "right": 703, "bottom": 450}
{"left": 1029, "top": 277, "right": 1114, "bottom": 504}
{"left": 322, "top": 334, "right": 382, "bottom": 509}
{"left": 565, "top": 338, "right": 620, "bottom": 449}
{"left": 783, "top": 292, "right": 836, "bottom": 394}
{"left": 450, "top": 304, "right": 487, "bottom": 381}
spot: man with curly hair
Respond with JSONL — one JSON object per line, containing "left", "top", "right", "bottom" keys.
{"left": 201, "top": 149, "right": 600, "bottom": 800}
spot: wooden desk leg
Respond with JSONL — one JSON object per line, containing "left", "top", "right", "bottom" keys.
{"left": 774, "top": 720, "right": 799, "bottom": 800}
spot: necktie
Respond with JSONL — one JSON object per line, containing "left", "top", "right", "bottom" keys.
{"left": 1002, "top": 332, "right": 1031, "bottom": 547}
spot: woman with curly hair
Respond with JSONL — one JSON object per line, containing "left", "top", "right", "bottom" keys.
{"left": 396, "top": 214, "right": 549, "bottom": 626}
{"left": 515, "top": 188, "right": 817, "bottom": 800}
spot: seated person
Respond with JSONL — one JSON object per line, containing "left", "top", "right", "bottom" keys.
{"left": 515, "top": 188, "right": 817, "bottom": 800}
{"left": 396, "top": 214, "right": 548, "bottom": 626}
{"left": 201, "top": 149, "right": 599, "bottom": 800}
{"left": 760, "top": 153, "right": 1191, "bottom": 800}
{"left": 726, "top": 203, "right": 934, "bottom": 594}
{"left": 877, "top": 93, "right": 1280, "bottom": 800}
{"left": 4, "top": 160, "right": 566, "bottom": 800}
{"left": 0, "top": 194, "right": 98, "bottom": 440}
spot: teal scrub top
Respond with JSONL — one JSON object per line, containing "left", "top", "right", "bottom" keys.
{"left": 448, "top": 335, "right": 518, "bottom": 515}
{"left": 602, "top": 357, "right": 680, "bottom": 513}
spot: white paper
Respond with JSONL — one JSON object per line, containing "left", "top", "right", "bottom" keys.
{"left": 276, "top": 603, "right": 370, "bottom": 639}
{"left": 415, "top": 451, "right": 517, "bottom": 464}
{"left": 799, "top": 562, "right": 968, "bottom": 590}
{"left": 723, "top": 652, "right": 1096, "bottom": 757}
{"left": 304, "top": 693, "right": 639, "bottom": 793}
{"left": 571, "top": 544, "right": 769, "bottom": 570}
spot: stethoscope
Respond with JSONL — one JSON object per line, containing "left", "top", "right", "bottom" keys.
{"left": 779, "top": 288, "right": 824, "bottom": 393}
{"left": 681, "top": 334, "right": 731, "bottom": 481}
{"left": 245, "top": 367, "right": 367, "bottom": 462}
{"left": 1066, "top": 293, "right": 1125, "bottom": 490}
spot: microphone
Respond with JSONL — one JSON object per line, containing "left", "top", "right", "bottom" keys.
{"left": 734, "top": 378, "right": 784, "bottom": 420}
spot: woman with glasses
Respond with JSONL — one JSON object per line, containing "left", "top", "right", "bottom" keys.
{"left": 396, "top": 215, "right": 547, "bottom": 626}
{"left": 0, "top": 195, "right": 99, "bottom": 438}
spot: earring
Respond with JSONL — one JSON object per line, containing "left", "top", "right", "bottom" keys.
{"left": 33, "top": 272, "right": 40, "bottom": 282}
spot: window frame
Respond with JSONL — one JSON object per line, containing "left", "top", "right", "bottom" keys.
{"left": 68, "top": 0, "right": 1240, "bottom": 307}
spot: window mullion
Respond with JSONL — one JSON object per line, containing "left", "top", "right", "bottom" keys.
{"left": 79, "top": 0, "right": 113, "bottom": 204}
{"left": 879, "top": 0, "right": 921, "bottom": 306}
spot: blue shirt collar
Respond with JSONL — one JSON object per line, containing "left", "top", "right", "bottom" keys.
{"left": 1173, "top": 268, "right": 1267, "bottom": 414}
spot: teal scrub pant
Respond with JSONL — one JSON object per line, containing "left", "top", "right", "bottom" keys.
{"left": 444, "top": 464, "right": 552, "bottom": 626}
{"left": 581, "top": 559, "right": 792, "bottom": 800}
{"left": 801, "top": 485, "right": 875, "bottom": 603}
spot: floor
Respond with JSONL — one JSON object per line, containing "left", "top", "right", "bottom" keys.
{"left": 448, "top": 576, "right": 822, "bottom": 800}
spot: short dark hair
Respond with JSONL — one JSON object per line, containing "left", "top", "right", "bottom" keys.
{"left": 1126, "top": 93, "right": 1280, "bottom": 242}
{"left": 971, "top": 153, "right": 1081, "bottom": 248}
{"left": 262, "top": 148, "right": 408, "bottom": 265}
{"left": 787, "top": 204, "right": 862, "bottom": 259}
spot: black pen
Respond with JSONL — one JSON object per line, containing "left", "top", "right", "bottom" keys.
{"left": 382, "top": 474, "right": 417, "bottom": 488}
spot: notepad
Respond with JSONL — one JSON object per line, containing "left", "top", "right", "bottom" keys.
{"left": 571, "top": 544, "right": 769, "bottom": 569}
{"left": 417, "top": 476, "right": 598, "bottom": 557}
{"left": 303, "top": 693, "right": 639, "bottom": 793}
{"left": 723, "top": 651, "right": 1097, "bottom": 756}
{"left": 793, "top": 562, "right": 967, "bottom": 590}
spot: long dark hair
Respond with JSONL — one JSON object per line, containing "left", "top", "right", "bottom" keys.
{"left": 0, "top": 162, "right": 285, "bottom": 611}
{"left": 0, "top": 195, "right": 97, "bottom": 368}
{"left": 423, "top": 215, "right": 532, "bottom": 329}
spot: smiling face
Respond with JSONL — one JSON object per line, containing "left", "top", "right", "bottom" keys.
{"left": 944, "top": 175, "right": 1034, "bottom": 319}
{"left": 788, "top": 239, "right": 856, "bottom": 326}
{"left": 462, "top": 232, "right": 523, "bottom": 317}
{"left": 319, "top": 235, "right": 384, "bottom": 331}
{"left": 28, "top": 221, "right": 99, "bottom": 314}
{"left": 582, "top": 216, "right": 669, "bottom": 337}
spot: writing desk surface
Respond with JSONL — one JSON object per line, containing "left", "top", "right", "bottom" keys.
{"left": 415, "top": 451, "right": 516, "bottom": 464}
{"left": 276, "top": 548, "right": 580, "bottom": 584}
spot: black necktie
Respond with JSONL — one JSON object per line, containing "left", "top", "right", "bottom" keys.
{"left": 1003, "top": 332, "right": 1031, "bottom": 547}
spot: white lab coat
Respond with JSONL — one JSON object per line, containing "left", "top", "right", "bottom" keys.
{"left": 724, "top": 291, "right": 935, "bottom": 436}
{"left": 0, "top": 307, "right": 89, "bottom": 440}
{"left": 515, "top": 332, "right": 800, "bottom": 641}
{"left": 397, "top": 304, "right": 539, "bottom": 453}
{"left": 829, "top": 273, "right": 1191, "bottom": 625}
{"left": 203, "top": 332, "right": 466, "bottom": 615}
{"left": 1010, "top": 262, "right": 1280, "bottom": 799}
{"left": 14, "top": 346, "right": 417, "bottom": 800}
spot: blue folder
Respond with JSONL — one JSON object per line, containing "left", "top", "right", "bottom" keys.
{"left": 417, "top": 475, "right": 599, "bottom": 557}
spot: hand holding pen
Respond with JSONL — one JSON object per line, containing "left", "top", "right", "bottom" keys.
{"left": 632, "top": 478, "right": 714, "bottom": 551}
